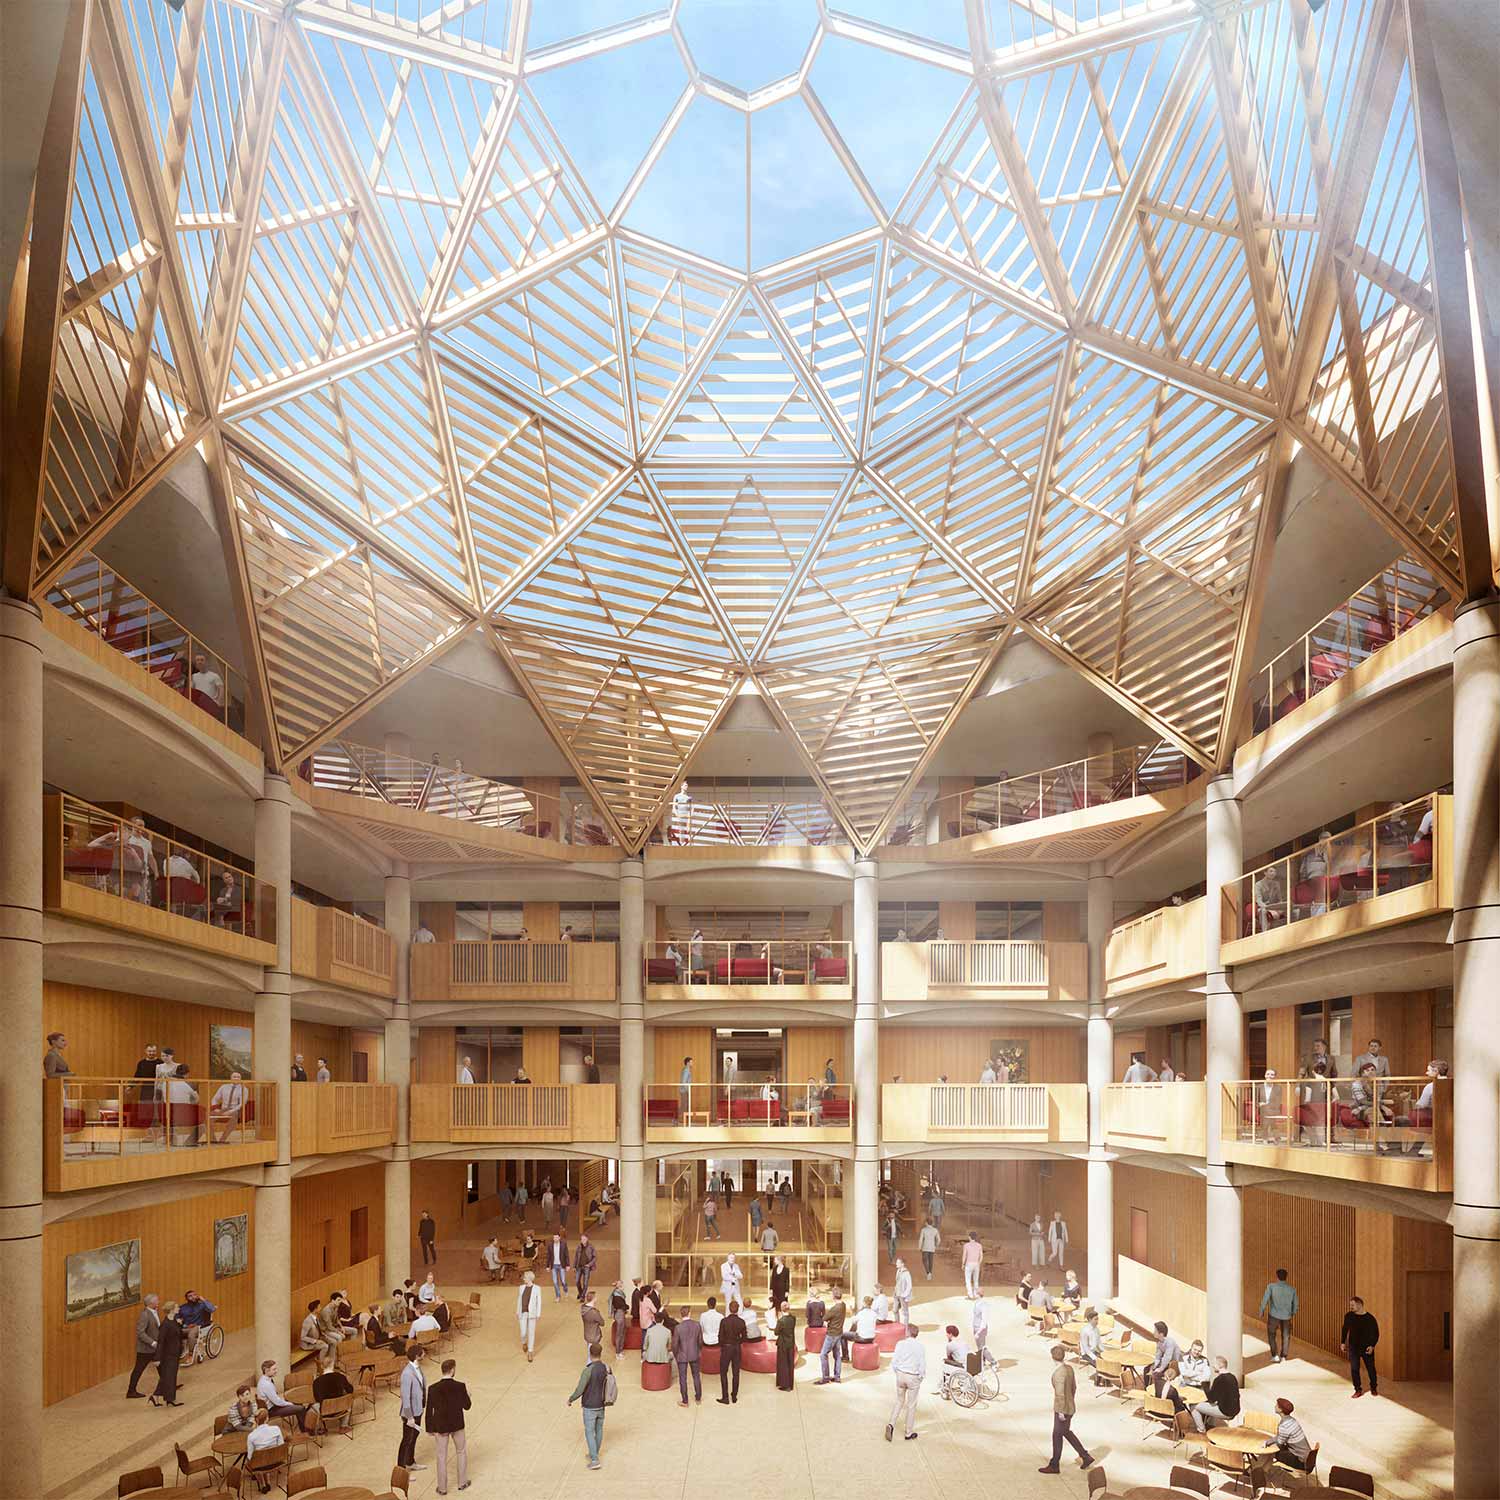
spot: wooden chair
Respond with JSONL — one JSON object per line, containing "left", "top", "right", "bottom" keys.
{"left": 374, "top": 1466, "right": 411, "bottom": 1500}
{"left": 1093, "top": 1352, "right": 1126, "bottom": 1397}
{"left": 1085, "top": 1469, "right": 1124, "bottom": 1500}
{"left": 1140, "top": 1393, "right": 1177, "bottom": 1437}
{"left": 1168, "top": 1467, "right": 1209, "bottom": 1496}
{"left": 1243, "top": 1407, "right": 1280, "bottom": 1436}
{"left": 467, "top": 1290, "right": 483, "bottom": 1327}
{"left": 372, "top": 1353, "right": 405, "bottom": 1393}
{"left": 277, "top": 1411, "right": 317, "bottom": 1464}
{"left": 351, "top": 1364, "right": 378, "bottom": 1424}
{"left": 314, "top": 1393, "right": 354, "bottom": 1442}
{"left": 1327, "top": 1465, "right": 1374, "bottom": 1497}
{"left": 175, "top": 1441, "right": 224, "bottom": 1488}
{"left": 213, "top": 1414, "right": 230, "bottom": 1436}
{"left": 119, "top": 1468, "right": 164, "bottom": 1499}
{"left": 1171, "top": 1409, "right": 1211, "bottom": 1461}
{"left": 284, "top": 1383, "right": 314, "bottom": 1409}
{"left": 244, "top": 1444, "right": 288, "bottom": 1494}
{"left": 287, "top": 1468, "right": 328, "bottom": 1496}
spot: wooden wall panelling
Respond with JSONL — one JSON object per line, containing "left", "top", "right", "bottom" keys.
{"left": 652, "top": 1027, "right": 713, "bottom": 1086}
{"left": 1113, "top": 1164, "right": 1207, "bottom": 1292}
{"left": 418, "top": 903, "right": 456, "bottom": 941}
{"left": 1262, "top": 1007, "right": 1298, "bottom": 1079}
{"left": 1241, "top": 1186, "right": 1355, "bottom": 1361}
{"left": 43, "top": 1187, "right": 256, "bottom": 1404}
{"left": 1043, "top": 902, "right": 1083, "bottom": 941}
{"left": 291, "top": 1163, "right": 387, "bottom": 1288}
{"left": 1351, "top": 990, "right": 1436, "bottom": 1077}
{"left": 291, "top": 1020, "right": 353, "bottom": 1080}
{"left": 938, "top": 900, "right": 976, "bottom": 942}
{"left": 786, "top": 1027, "right": 851, "bottom": 1086}
{"left": 1113, "top": 1030, "right": 1148, "bottom": 1079}
{"left": 42, "top": 981, "right": 254, "bottom": 1079}
{"left": 881, "top": 1026, "right": 1086, "bottom": 1085}
{"left": 291, "top": 898, "right": 319, "bottom": 977}
{"left": 523, "top": 1026, "right": 561, "bottom": 1083}
{"left": 349, "top": 1028, "right": 385, "bottom": 1082}
{"left": 411, "top": 1160, "right": 476, "bottom": 1247}
{"left": 417, "top": 1026, "right": 456, "bottom": 1085}
{"left": 524, "top": 902, "right": 560, "bottom": 940}
{"left": 291, "top": 1255, "right": 383, "bottom": 1349}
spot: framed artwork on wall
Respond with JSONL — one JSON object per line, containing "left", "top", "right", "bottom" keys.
{"left": 210, "top": 1024, "right": 253, "bottom": 1079}
{"left": 988, "top": 1039, "right": 1030, "bottom": 1083}
{"left": 65, "top": 1237, "right": 141, "bottom": 1321}
{"left": 214, "top": 1213, "right": 249, "bottom": 1279}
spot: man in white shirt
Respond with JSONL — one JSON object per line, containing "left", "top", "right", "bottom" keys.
{"left": 851, "top": 1297, "right": 877, "bottom": 1344}
{"left": 410, "top": 1306, "right": 442, "bottom": 1337}
{"left": 1077, "top": 1309, "right": 1102, "bottom": 1369}
{"left": 720, "top": 1255, "right": 743, "bottom": 1309}
{"left": 700, "top": 1296, "right": 723, "bottom": 1347}
{"left": 886, "top": 1325, "right": 926, "bottom": 1441}
{"left": 1122, "top": 1053, "right": 1157, "bottom": 1083}
{"left": 255, "top": 1359, "right": 306, "bottom": 1422}
{"left": 917, "top": 1218, "right": 941, "bottom": 1279}
{"left": 190, "top": 654, "right": 224, "bottom": 706}
{"left": 457, "top": 1056, "right": 475, "bottom": 1085}
{"left": 209, "top": 1072, "right": 247, "bottom": 1143}
{"left": 1029, "top": 1214, "right": 1046, "bottom": 1266}
{"left": 165, "top": 850, "right": 200, "bottom": 884}
{"left": 516, "top": 1272, "right": 542, "bottom": 1361}
{"left": 1158, "top": 1059, "right": 1177, "bottom": 1082}
{"left": 872, "top": 1287, "right": 892, "bottom": 1323}
{"left": 894, "top": 1259, "right": 914, "bottom": 1324}
{"left": 413, "top": 922, "right": 436, "bottom": 943}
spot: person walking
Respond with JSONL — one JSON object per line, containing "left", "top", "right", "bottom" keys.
{"left": 703, "top": 1193, "right": 721, "bottom": 1240}
{"left": 1047, "top": 1211, "right": 1069, "bottom": 1267}
{"left": 516, "top": 1271, "right": 542, "bottom": 1362}
{"left": 917, "top": 1217, "right": 940, "bottom": 1280}
{"left": 398, "top": 1344, "right": 428, "bottom": 1473}
{"left": 894, "top": 1259, "right": 913, "bottom": 1324}
{"left": 567, "top": 1342, "right": 612, "bottom": 1472}
{"left": 498, "top": 1183, "right": 513, "bottom": 1223}
{"left": 425, "top": 1357, "right": 472, "bottom": 1495}
{"left": 547, "top": 1233, "right": 570, "bottom": 1300}
{"left": 816, "top": 1288, "right": 846, "bottom": 1384}
{"left": 716, "top": 1299, "right": 747, "bottom": 1404}
{"left": 885, "top": 1323, "right": 925, "bottom": 1442}
{"left": 962, "top": 1232, "right": 984, "bottom": 1298}
{"left": 580, "top": 1290, "right": 605, "bottom": 1353}
{"left": 720, "top": 1172, "right": 734, "bottom": 1211}
{"left": 884, "top": 1208, "right": 900, "bottom": 1264}
{"left": 720, "top": 1253, "right": 743, "bottom": 1310}
{"left": 749, "top": 1194, "right": 764, "bottom": 1240}
{"left": 774, "top": 1301, "right": 797, "bottom": 1391}
{"left": 149, "top": 1301, "right": 185, "bottom": 1406}
{"left": 1029, "top": 1213, "right": 1047, "bottom": 1267}
{"left": 559, "top": 1187, "right": 572, "bottom": 1231}
{"left": 1038, "top": 1343, "right": 1095, "bottom": 1474}
{"left": 1341, "top": 1295, "right": 1380, "bottom": 1397}
{"left": 672, "top": 1305, "right": 704, "bottom": 1405}
{"left": 575, "top": 1233, "right": 596, "bottom": 1300}
{"left": 1259, "top": 1267, "right": 1299, "bottom": 1363}
{"left": 418, "top": 1209, "right": 437, "bottom": 1265}
{"left": 760, "top": 1219, "right": 779, "bottom": 1274}
{"left": 542, "top": 1186, "right": 555, "bottom": 1228}
{"left": 126, "top": 1294, "right": 162, "bottom": 1399}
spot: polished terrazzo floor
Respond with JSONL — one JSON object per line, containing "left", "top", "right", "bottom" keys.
{"left": 48, "top": 1209, "right": 1455, "bottom": 1500}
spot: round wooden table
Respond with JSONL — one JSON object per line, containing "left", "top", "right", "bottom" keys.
{"left": 128, "top": 1490, "right": 201, "bottom": 1500}
{"left": 1207, "top": 1424, "right": 1277, "bottom": 1489}
{"left": 1124, "top": 1489, "right": 1198, "bottom": 1499}
{"left": 210, "top": 1431, "right": 248, "bottom": 1457}
{"left": 309, "top": 1489, "right": 376, "bottom": 1500}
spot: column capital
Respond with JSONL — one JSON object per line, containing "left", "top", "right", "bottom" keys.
{"left": 1204, "top": 771, "right": 1239, "bottom": 807}
{"left": 0, "top": 594, "right": 44, "bottom": 648}
{"left": 258, "top": 770, "right": 295, "bottom": 805}
{"left": 853, "top": 856, "right": 878, "bottom": 881}
{"left": 619, "top": 856, "right": 644, "bottom": 880}
{"left": 1453, "top": 592, "right": 1500, "bottom": 640}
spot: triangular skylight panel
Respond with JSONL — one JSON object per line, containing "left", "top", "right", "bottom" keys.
{"left": 443, "top": 244, "right": 630, "bottom": 450}
{"left": 652, "top": 469, "right": 849, "bottom": 655}
{"left": 495, "top": 486, "right": 739, "bottom": 662}
{"left": 869, "top": 247, "right": 1059, "bottom": 452}
{"left": 226, "top": 349, "right": 475, "bottom": 604}
{"left": 443, "top": 88, "right": 599, "bottom": 310}
{"left": 897, "top": 90, "right": 1053, "bottom": 309}
{"left": 435, "top": 354, "right": 628, "bottom": 609}
{"left": 654, "top": 297, "right": 846, "bottom": 461}
{"left": 764, "top": 484, "right": 998, "bottom": 662}
{"left": 228, "top": 59, "right": 407, "bottom": 398}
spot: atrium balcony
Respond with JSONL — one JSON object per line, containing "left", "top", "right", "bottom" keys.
{"left": 643, "top": 940, "right": 853, "bottom": 1001}
{"left": 1222, "top": 792, "right": 1451, "bottom": 967}
{"left": 1105, "top": 897, "right": 1207, "bottom": 1000}
{"left": 648, "top": 781, "right": 843, "bottom": 847}
{"left": 44, "top": 1077, "right": 277, "bottom": 1191}
{"left": 411, "top": 939, "right": 618, "bottom": 1002}
{"left": 881, "top": 939, "right": 1087, "bottom": 1005}
{"left": 289, "top": 1082, "right": 397, "bottom": 1157}
{"left": 1103, "top": 1083, "right": 1207, "bottom": 1158}
{"left": 290, "top": 898, "right": 396, "bottom": 999}
{"left": 881, "top": 1083, "right": 1087, "bottom": 1147}
{"left": 883, "top": 744, "right": 1202, "bottom": 864}
{"left": 43, "top": 793, "right": 276, "bottom": 966}
{"left": 409, "top": 1083, "right": 617, "bottom": 1144}
{"left": 1221, "top": 1077, "right": 1451, "bottom": 1192}
{"left": 645, "top": 1082, "right": 852, "bottom": 1144}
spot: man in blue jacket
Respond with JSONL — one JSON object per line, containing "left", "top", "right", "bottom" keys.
{"left": 1258, "top": 1268, "right": 1299, "bottom": 1363}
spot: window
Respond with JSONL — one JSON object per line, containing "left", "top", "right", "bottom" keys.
{"left": 879, "top": 901, "right": 937, "bottom": 940}
{"left": 975, "top": 902, "right": 1043, "bottom": 939}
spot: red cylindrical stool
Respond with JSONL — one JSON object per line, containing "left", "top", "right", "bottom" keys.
{"left": 641, "top": 1360, "right": 672, "bottom": 1391}
{"left": 742, "top": 1340, "right": 777, "bottom": 1374}
{"left": 804, "top": 1325, "right": 827, "bottom": 1353}
{"left": 850, "top": 1340, "right": 880, "bottom": 1370}
{"left": 875, "top": 1322, "right": 905, "bottom": 1353}
{"left": 624, "top": 1324, "right": 643, "bottom": 1350}
{"left": 702, "top": 1344, "right": 722, "bottom": 1375}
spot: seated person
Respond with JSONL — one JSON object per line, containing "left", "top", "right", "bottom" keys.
{"left": 943, "top": 1324, "right": 967, "bottom": 1368}
{"left": 872, "top": 1287, "right": 893, "bottom": 1324}
{"left": 806, "top": 1290, "right": 826, "bottom": 1328}
{"left": 1061, "top": 1270, "right": 1082, "bottom": 1305}
{"left": 1027, "top": 1280, "right": 1058, "bottom": 1329}
{"left": 740, "top": 1300, "right": 764, "bottom": 1342}
{"left": 520, "top": 1232, "right": 539, "bottom": 1264}
{"left": 225, "top": 1385, "right": 258, "bottom": 1432}
{"left": 1349, "top": 1062, "right": 1393, "bottom": 1126}
{"left": 1167, "top": 1339, "right": 1213, "bottom": 1409}
{"left": 1015, "top": 1272, "right": 1034, "bottom": 1311}
{"left": 331, "top": 1291, "right": 360, "bottom": 1335}
{"left": 586, "top": 1195, "right": 609, "bottom": 1227}
{"left": 1077, "top": 1308, "right": 1102, "bottom": 1370}
{"left": 245, "top": 1410, "right": 286, "bottom": 1493}
{"left": 384, "top": 1288, "right": 408, "bottom": 1328}
{"left": 1274, "top": 1397, "right": 1313, "bottom": 1472}
{"left": 845, "top": 1296, "right": 877, "bottom": 1351}
{"left": 177, "top": 1289, "right": 216, "bottom": 1362}
{"left": 254, "top": 1360, "right": 306, "bottom": 1424}
{"left": 481, "top": 1238, "right": 504, "bottom": 1281}
{"left": 433, "top": 1298, "right": 452, "bottom": 1334}
{"left": 208, "top": 1074, "right": 247, "bottom": 1143}
{"left": 642, "top": 1319, "right": 672, "bottom": 1365}
{"left": 1396, "top": 1059, "right": 1448, "bottom": 1153}
{"left": 410, "top": 1304, "right": 442, "bottom": 1338}
{"left": 300, "top": 1300, "right": 340, "bottom": 1369}
{"left": 1192, "top": 1356, "right": 1241, "bottom": 1432}
{"left": 364, "top": 1304, "right": 393, "bottom": 1348}
{"left": 311, "top": 1365, "right": 353, "bottom": 1430}
{"left": 417, "top": 1272, "right": 438, "bottom": 1303}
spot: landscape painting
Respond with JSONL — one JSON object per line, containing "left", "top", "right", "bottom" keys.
{"left": 989, "top": 1038, "right": 1030, "bottom": 1084}
{"left": 209, "top": 1023, "right": 253, "bottom": 1080}
{"left": 214, "top": 1213, "right": 249, "bottom": 1279}
{"left": 65, "top": 1237, "right": 141, "bottom": 1322}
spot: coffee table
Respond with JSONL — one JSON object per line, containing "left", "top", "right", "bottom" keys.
{"left": 211, "top": 1430, "right": 248, "bottom": 1463}
{"left": 1208, "top": 1423, "right": 1277, "bottom": 1492}
{"left": 310, "top": 1489, "right": 376, "bottom": 1500}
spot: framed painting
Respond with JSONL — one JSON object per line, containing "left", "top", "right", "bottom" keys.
{"left": 214, "top": 1213, "right": 249, "bottom": 1278}
{"left": 989, "top": 1038, "right": 1030, "bottom": 1083}
{"left": 209, "top": 1023, "right": 253, "bottom": 1080}
{"left": 65, "top": 1237, "right": 141, "bottom": 1321}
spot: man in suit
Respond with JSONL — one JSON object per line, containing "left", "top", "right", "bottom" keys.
{"left": 774, "top": 1302, "right": 797, "bottom": 1392}
{"left": 126, "top": 1294, "right": 162, "bottom": 1398}
{"left": 426, "top": 1357, "right": 472, "bottom": 1495}
{"left": 716, "top": 1300, "right": 747, "bottom": 1405}
{"left": 398, "top": 1343, "right": 427, "bottom": 1473}
{"left": 547, "top": 1233, "right": 571, "bottom": 1300}
{"left": 671, "top": 1305, "right": 703, "bottom": 1406}
{"left": 575, "top": 1233, "right": 597, "bottom": 1300}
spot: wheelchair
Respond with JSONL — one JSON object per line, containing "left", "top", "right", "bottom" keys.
{"left": 938, "top": 1348, "right": 1004, "bottom": 1408}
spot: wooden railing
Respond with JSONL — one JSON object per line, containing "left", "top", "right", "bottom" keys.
{"left": 290, "top": 899, "right": 395, "bottom": 996}
{"left": 881, "top": 1082, "right": 1087, "bottom": 1141}
{"left": 290, "top": 1255, "right": 383, "bottom": 1361}
{"left": 290, "top": 1082, "right": 397, "bottom": 1156}
{"left": 881, "top": 940, "right": 1087, "bottom": 1002}
{"left": 1102, "top": 1083, "right": 1206, "bottom": 1156}
{"left": 453, "top": 939, "right": 570, "bottom": 985}
{"left": 409, "top": 1083, "right": 617, "bottom": 1142}
{"left": 643, "top": 940, "right": 852, "bottom": 993}
{"left": 411, "top": 940, "right": 617, "bottom": 1001}
{"left": 1105, "top": 898, "right": 1205, "bottom": 996}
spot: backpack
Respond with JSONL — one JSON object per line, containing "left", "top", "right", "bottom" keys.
{"left": 603, "top": 1369, "right": 618, "bottom": 1406}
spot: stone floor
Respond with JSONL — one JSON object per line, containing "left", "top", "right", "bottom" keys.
{"left": 48, "top": 1209, "right": 1455, "bottom": 1500}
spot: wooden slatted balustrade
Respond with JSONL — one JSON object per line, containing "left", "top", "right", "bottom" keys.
{"left": 1105, "top": 898, "right": 1205, "bottom": 998}
{"left": 1102, "top": 1083, "right": 1207, "bottom": 1156}
{"left": 409, "top": 1083, "right": 617, "bottom": 1143}
{"left": 290, "top": 898, "right": 396, "bottom": 997}
{"left": 290, "top": 1082, "right": 397, "bottom": 1156}
{"left": 881, "top": 1082, "right": 1087, "bottom": 1143}
{"left": 410, "top": 940, "right": 617, "bottom": 1001}
{"left": 881, "top": 940, "right": 1086, "bottom": 1003}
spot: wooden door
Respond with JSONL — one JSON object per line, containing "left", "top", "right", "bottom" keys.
{"left": 349, "top": 1206, "right": 368, "bottom": 1264}
{"left": 1402, "top": 1270, "right": 1452, "bottom": 1379}
{"left": 1130, "top": 1208, "right": 1149, "bottom": 1265}
{"left": 318, "top": 1219, "right": 332, "bottom": 1275}
{"left": 351, "top": 1050, "right": 369, "bottom": 1083}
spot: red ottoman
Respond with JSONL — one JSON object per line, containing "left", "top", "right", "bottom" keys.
{"left": 804, "top": 1326, "right": 827, "bottom": 1353}
{"left": 742, "top": 1340, "right": 777, "bottom": 1374}
{"left": 641, "top": 1360, "right": 672, "bottom": 1391}
{"left": 702, "top": 1345, "right": 722, "bottom": 1375}
{"left": 624, "top": 1324, "right": 643, "bottom": 1350}
{"left": 875, "top": 1322, "right": 905, "bottom": 1353}
{"left": 850, "top": 1340, "right": 880, "bottom": 1370}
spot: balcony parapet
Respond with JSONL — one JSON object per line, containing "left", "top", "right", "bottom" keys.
{"left": 410, "top": 1083, "right": 616, "bottom": 1143}
{"left": 1105, "top": 899, "right": 1205, "bottom": 999}
{"left": 289, "top": 1082, "right": 396, "bottom": 1156}
{"left": 881, "top": 1082, "right": 1087, "bottom": 1144}
{"left": 290, "top": 898, "right": 395, "bottom": 998}
{"left": 1103, "top": 1083, "right": 1206, "bottom": 1157}
{"left": 645, "top": 940, "right": 852, "bottom": 1001}
{"left": 881, "top": 940, "right": 1086, "bottom": 1004}
{"left": 411, "top": 940, "right": 618, "bottom": 1002}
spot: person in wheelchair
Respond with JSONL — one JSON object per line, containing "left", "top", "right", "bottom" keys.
{"left": 938, "top": 1324, "right": 969, "bottom": 1398}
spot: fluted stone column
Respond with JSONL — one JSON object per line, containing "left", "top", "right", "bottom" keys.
{"left": 852, "top": 858, "right": 880, "bottom": 1294}
{"left": 1451, "top": 596, "right": 1500, "bottom": 1499}
{"left": 385, "top": 866, "right": 412, "bottom": 1289}
{"left": 0, "top": 598, "right": 44, "bottom": 1500}
{"left": 618, "top": 858, "right": 646, "bottom": 1283}
{"left": 1204, "top": 775, "right": 1244, "bottom": 1377}
{"left": 254, "top": 774, "right": 294, "bottom": 1373}
{"left": 1086, "top": 863, "right": 1115, "bottom": 1301}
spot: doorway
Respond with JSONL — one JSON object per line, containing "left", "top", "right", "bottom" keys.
{"left": 350, "top": 1050, "right": 369, "bottom": 1083}
{"left": 1403, "top": 1270, "right": 1453, "bottom": 1379}
{"left": 716, "top": 1029, "right": 784, "bottom": 1087}
{"left": 349, "top": 1206, "right": 368, "bottom": 1263}
{"left": 1130, "top": 1208, "right": 1149, "bottom": 1265}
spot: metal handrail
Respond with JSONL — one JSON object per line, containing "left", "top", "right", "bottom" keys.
{"left": 1224, "top": 1075, "right": 1444, "bottom": 1160}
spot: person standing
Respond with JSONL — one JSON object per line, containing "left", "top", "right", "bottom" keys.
{"left": 542, "top": 1185, "right": 555, "bottom": 1228}
{"left": 1029, "top": 1213, "right": 1047, "bottom": 1267}
{"left": 398, "top": 1344, "right": 427, "bottom": 1473}
{"left": 548, "top": 1233, "right": 570, "bottom": 1300}
{"left": 125, "top": 1294, "right": 162, "bottom": 1399}
{"left": 774, "top": 1302, "right": 797, "bottom": 1392}
{"left": 517, "top": 1271, "right": 542, "bottom": 1362}
{"left": 1038, "top": 1342, "right": 1095, "bottom": 1474}
{"left": 515, "top": 1181, "right": 529, "bottom": 1220}
{"left": 760, "top": 1219, "right": 780, "bottom": 1274}
{"left": 720, "top": 1171, "right": 734, "bottom": 1211}
{"left": 1259, "top": 1267, "right": 1299, "bottom": 1363}
{"left": 150, "top": 1301, "right": 184, "bottom": 1406}
{"left": 43, "top": 1032, "right": 71, "bottom": 1077}
{"left": 893, "top": 1259, "right": 913, "bottom": 1325}
{"left": 928, "top": 1186, "right": 945, "bottom": 1233}
{"left": 703, "top": 1193, "right": 721, "bottom": 1240}
{"left": 1047, "top": 1211, "right": 1069, "bottom": 1266}
{"left": 749, "top": 1194, "right": 764, "bottom": 1240}
{"left": 673, "top": 1305, "right": 704, "bottom": 1406}
{"left": 426, "top": 1356, "right": 471, "bottom": 1495}
{"left": 963, "top": 1232, "right": 984, "bottom": 1298}
{"left": 559, "top": 1188, "right": 572, "bottom": 1231}
{"left": 575, "top": 1232, "right": 596, "bottom": 1300}
{"left": 720, "top": 1253, "right": 743, "bottom": 1309}
{"left": 289, "top": 1054, "right": 307, "bottom": 1082}
{"left": 418, "top": 1209, "right": 437, "bottom": 1265}
{"left": 885, "top": 1323, "right": 925, "bottom": 1442}
{"left": 1340, "top": 1295, "right": 1380, "bottom": 1397}
{"left": 679, "top": 1055, "right": 693, "bottom": 1117}
{"left": 817, "top": 1289, "right": 846, "bottom": 1384}
{"left": 917, "top": 1217, "right": 940, "bottom": 1280}
{"left": 568, "top": 1342, "right": 611, "bottom": 1471}
{"left": 580, "top": 1291, "right": 605, "bottom": 1353}
{"left": 716, "top": 1299, "right": 747, "bottom": 1404}
{"left": 884, "top": 1208, "right": 900, "bottom": 1264}
{"left": 609, "top": 1280, "right": 629, "bottom": 1354}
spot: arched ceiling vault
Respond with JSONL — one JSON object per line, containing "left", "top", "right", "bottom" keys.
{"left": 4, "top": 0, "right": 1489, "bottom": 854}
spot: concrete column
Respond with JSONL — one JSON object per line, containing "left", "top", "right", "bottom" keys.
{"left": 0, "top": 598, "right": 44, "bottom": 1500}
{"left": 1086, "top": 862, "right": 1115, "bottom": 1301}
{"left": 254, "top": 774, "right": 294, "bottom": 1373}
{"left": 618, "top": 858, "right": 646, "bottom": 1283}
{"left": 852, "top": 858, "right": 880, "bottom": 1294}
{"left": 385, "top": 867, "right": 412, "bottom": 1289}
{"left": 1204, "top": 774, "right": 1244, "bottom": 1377}
{"left": 1451, "top": 597, "right": 1500, "bottom": 1500}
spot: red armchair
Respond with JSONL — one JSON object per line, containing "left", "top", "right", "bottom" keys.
{"left": 646, "top": 1099, "right": 680, "bottom": 1124}
{"left": 819, "top": 1096, "right": 851, "bottom": 1126}
{"left": 812, "top": 956, "right": 848, "bottom": 982}
{"left": 645, "top": 958, "right": 679, "bottom": 982}
{"left": 714, "top": 958, "right": 770, "bottom": 982}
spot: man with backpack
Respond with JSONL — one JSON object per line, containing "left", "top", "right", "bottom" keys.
{"left": 567, "top": 1341, "right": 615, "bottom": 1471}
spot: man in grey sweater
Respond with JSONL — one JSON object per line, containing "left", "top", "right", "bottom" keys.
{"left": 671, "top": 1306, "right": 703, "bottom": 1406}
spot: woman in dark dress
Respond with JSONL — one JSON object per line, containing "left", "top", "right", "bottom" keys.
{"left": 769, "top": 1256, "right": 790, "bottom": 1310}
{"left": 774, "top": 1302, "right": 797, "bottom": 1391}
{"left": 151, "top": 1302, "right": 185, "bottom": 1405}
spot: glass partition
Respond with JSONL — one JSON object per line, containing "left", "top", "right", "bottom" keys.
{"left": 645, "top": 1081, "right": 852, "bottom": 1126}
{"left": 644, "top": 939, "right": 852, "bottom": 985}
{"left": 650, "top": 779, "right": 841, "bottom": 846}
{"left": 1226, "top": 1075, "right": 1443, "bottom": 1160}
{"left": 57, "top": 1076, "right": 276, "bottom": 1156}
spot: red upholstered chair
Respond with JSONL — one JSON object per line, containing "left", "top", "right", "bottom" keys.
{"left": 732, "top": 958, "right": 770, "bottom": 981}
{"left": 1308, "top": 651, "right": 1345, "bottom": 691}
{"left": 874, "top": 1322, "right": 905, "bottom": 1353}
{"left": 1362, "top": 615, "right": 1394, "bottom": 653}
{"left": 624, "top": 1324, "right": 643, "bottom": 1350}
{"left": 641, "top": 1360, "right": 672, "bottom": 1391}
{"left": 819, "top": 1097, "right": 851, "bottom": 1126}
{"left": 803, "top": 1325, "right": 826, "bottom": 1353}
{"left": 850, "top": 1340, "right": 880, "bottom": 1371}
{"left": 715, "top": 1099, "right": 732, "bottom": 1123}
{"left": 1275, "top": 689, "right": 1304, "bottom": 719}
{"left": 167, "top": 879, "right": 208, "bottom": 916}
{"left": 701, "top": 1344, "right": 722, "bottom": 1374}
{"left": 646, "top": 1099, "right": 680, "bottom": 1124}
{"left": 741, "top": 1340, "right": 777, "bottom": 1374}
{"left": 812, "top": 956, "right": 848, "bottom": 982}
{"left": 1334, "top": 1104, "right": 1369, "bottom": 1133}
{"left": 645, "top": 958, "right": 679, "bottom": 982}
{"left": 580, "top": 824, "right": 610, "bottom": 845}
{"left": 1411, "top": 1107, "right": 1433, "bottom": 1128}
{"left": 190, "top": 688, "right": 225, "bottom": 718}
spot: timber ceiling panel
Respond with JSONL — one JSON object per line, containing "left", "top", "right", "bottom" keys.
{"left": 15, "top": 0, "right": 1476, "bottom": 853}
